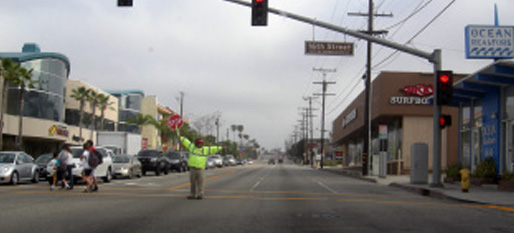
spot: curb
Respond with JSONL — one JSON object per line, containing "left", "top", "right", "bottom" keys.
{"left": 388, "top": 182, "right": 489, "bottom": 205}
{"left": 320, "top": 167, "right": 377, "bottom": 183}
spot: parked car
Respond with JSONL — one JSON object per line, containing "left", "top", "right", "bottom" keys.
{"left": 210, "top": 154, "right": 223, "bottom": 168}
{"left": 163, "top": 151, "right": 188, "bottom": 172}
{"left": 137, "top": 150, "right": 169, "bottom": 176}
{"left": 223, "top": 155, "right": 237, "bottom": 166}
{"left": 69, "top": 146, "right": 114, "bottom": 183}
{"left": 34, "top": 153, "right": 54, "bottom": 181}
{"left": 268, "top": 159, "right": 275, "bottom": 165}
{"left": 0, "top": 151, "right": 39, "bottom": 185}
{"left": 112, "top": 155, "right": 142, "bottom": 179}
{"left": 205, "top": 156, "right": 215, "bottom": 169}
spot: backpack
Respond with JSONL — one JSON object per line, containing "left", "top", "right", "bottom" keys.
{"left": 88, "top": 149, "right": 103, "bottom": 168}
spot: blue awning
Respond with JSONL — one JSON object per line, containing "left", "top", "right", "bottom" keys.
{"left": 453, "top": 59, "right": 514, "bottom": 104}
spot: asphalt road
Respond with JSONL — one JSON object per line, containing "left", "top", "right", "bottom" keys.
{"left": 0, "top": 160, "right": 513, "bottom": 233}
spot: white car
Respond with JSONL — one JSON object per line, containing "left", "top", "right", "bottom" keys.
{"left": 69, "top": 146, "right": 114, "bottom": 182}
{"left": 209, "top": 155, "right": 223, "bottom": 168}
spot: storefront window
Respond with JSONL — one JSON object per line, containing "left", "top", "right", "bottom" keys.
{"left": 5, "top": 58, "right": 67, "bottom": 122}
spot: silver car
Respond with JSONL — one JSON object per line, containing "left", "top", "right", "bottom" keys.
{"left": 112, "top": 155, "right": 142, "bottom": 179}
{"left": 0, "top": 151, "right": 39, "bottom": 185}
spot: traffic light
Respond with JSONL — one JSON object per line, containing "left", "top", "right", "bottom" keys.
{"left": 436, "top": 70, "right": 453, "bottom": 105}
{"left": 439, "top": 114, "right": 452, "bottom": 129}
{"left": 118, "top": 0, "right": 133, "bottom": 7}
{"left": 252, "top": 0, "right": 268, "bottom": 26}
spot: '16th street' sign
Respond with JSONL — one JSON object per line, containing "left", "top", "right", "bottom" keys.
{"left": 305, "top": 41, "right": 354, "bottom": 56}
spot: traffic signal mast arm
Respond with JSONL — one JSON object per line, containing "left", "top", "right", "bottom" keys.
{"left": 224, "top": 0, "right": 437, "bottom": 64}
{"left": 224, "top": 0, "right": 446, "bottom": 186}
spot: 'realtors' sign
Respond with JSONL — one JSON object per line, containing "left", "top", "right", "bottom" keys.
{"left": 390, "top": 84, "right": 433, "bottom": 105}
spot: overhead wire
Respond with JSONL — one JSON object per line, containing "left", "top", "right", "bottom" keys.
{"left": 372, "top": 0, "right": 456, "bottom": 71}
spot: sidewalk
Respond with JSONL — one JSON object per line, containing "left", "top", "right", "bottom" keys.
{"left": 322, "top": 166, "right": 514, "bottom": 207}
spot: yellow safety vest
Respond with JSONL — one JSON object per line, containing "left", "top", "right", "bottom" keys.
{"left": 180, "top": 137, "right": 222, "bottom": 169}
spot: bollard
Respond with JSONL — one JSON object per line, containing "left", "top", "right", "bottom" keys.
{"left": 459, "top": 168, "right": 470, "bottom": 192}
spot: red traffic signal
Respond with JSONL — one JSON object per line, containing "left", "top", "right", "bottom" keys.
{"left": 439, "top": 114, "right": 452, "bottom": 129}
{"left": 436, "top": 70, "right": 453, "bottom": 106}
{"left": 252, "top": 0, "right": 268, "bottom": 26}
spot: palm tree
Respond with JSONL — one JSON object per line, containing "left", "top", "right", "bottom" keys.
{"left": 10, "top": 66, "right": 35, "bottom": 148}
{"left": 96, "top": 93, "right": 114, "bottom": 131}
{"left": 70, "top": 86, "right": 91, "bottom": 142}
{"left": 231, "top": 125, "right": 237, "bottom": 142}
{"left": 127, "top": 113, "right": 153, "bottom": 134}
{"left": 87, "top": 90, "right": 100, "bottom": 140}
{"left": 237, "top": 125, "right": 244, "bottom": 141}
{"left": 0, "top": 59, "right": 22, "bottom": 150}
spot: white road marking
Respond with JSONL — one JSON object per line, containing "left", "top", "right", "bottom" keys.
{"left": 250, "top": 178, "right": 263, "bottom": 192}
{"left": 315, "top": 180, "right": 337, "bottom": 194}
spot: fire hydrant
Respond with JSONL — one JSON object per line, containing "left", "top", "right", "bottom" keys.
{"left": 459, "top": 168, "right": 470, "bottom": 192}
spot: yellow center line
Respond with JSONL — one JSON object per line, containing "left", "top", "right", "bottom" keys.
{"left": 3, "top": 187, "right": 513, "bottom": 213}
{"left": 166, "top": 170, "right": 237, "bottom": 191}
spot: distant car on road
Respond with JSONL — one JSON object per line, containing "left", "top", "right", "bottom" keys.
{"left": 112, "top": 155, "right": 142, "bottom": 179}
{"left": 0, "top": 151, "right": 39, "bottom": 185}
{"left": 268, "top": 159, "right": 275, "bottom": 165}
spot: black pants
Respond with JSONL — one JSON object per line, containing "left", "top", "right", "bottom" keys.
{"left": 67, "top": 165, "right": 74, "bottom": 188}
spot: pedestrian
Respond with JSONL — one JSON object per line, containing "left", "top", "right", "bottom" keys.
{"left": 49, "top": 152, "right": 59, "bottom": 191}
{"left": 86, "top": 140, "right": 99, "bottom": 192}
{"left": 58, "top": 144, "right": 72, "bottom": 190}
{"left": 176, "top": 130, "right": 223, "bottom": 200}
{"left": 80, "top": 141, "right": 93, "bottom": 193}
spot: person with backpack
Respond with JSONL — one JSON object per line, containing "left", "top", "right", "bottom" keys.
{"left": 80, "top": 141, "right": 94, "bottom": 193}
{"left": 86, "top": 140, "right": 101, "bottom": 192}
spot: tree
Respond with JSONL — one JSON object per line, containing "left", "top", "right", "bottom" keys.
{"left": 231, "top": 125, "right": 237, "bottom": 142}
{"left": 87, "top": 90, "right": 100, "bottom": 140}
{"left": 0, "top": 59, "right": 22, "bottom": 150}
{"left": 9, "top": 65, "right": 35, "bottom": 148}
{"left": 96, "top": 93, "right": 114, "bottom": 130}
{"left": 237, "top": 125, "right": 244, "bottom": 142}
{"left": 70, "top": 86, "right": 91, "bottom": 142}
{"left": 127, "top": 113, "right": 154, "bottom": 134}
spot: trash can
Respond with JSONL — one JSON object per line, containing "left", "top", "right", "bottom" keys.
{"left": 410, "top": 143, "right": 428, "bottom": 184}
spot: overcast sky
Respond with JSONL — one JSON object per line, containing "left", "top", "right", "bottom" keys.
{"left": 0, "top": 0, "right": 513, "bottom": 150}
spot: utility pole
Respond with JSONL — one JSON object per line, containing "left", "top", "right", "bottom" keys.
{"left": 176, "top": 91, "right": 185, "bottom": 151}
{"left": 313, "top": 68, "right": 336, "bottom": 169}
{"left": 225, "top": 0, "right": 443, "bottom": 186}
{"left": 216, "top": 117, "right": 220, "bottom": 145}
{"left": 303, "top": 96, "right": 318, "bottom": 167}
{"left": 349, "top": 1, "right": 392, "bottom": 176}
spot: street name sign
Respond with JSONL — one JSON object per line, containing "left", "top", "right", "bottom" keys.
{"left": 305, "top": 41, "right": 354, "bottom": 56}
{"left": 465, "top": 25, "right": 514, "bottom": 59}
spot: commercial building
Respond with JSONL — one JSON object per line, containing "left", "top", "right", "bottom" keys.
{"left": 0, "top": 44, "right": 72, "bottom": 155}
{"left": 332, "top": 71, "right": 461, "bottom": 175}
{"left": 454, "top": 60, "right": 514, "bottom": 174}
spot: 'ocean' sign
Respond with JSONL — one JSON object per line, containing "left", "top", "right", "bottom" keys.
{"left": 465, "top": 25, "right": 514, "bottom": 59}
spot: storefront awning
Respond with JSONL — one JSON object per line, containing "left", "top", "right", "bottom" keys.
{"left": 453, "top": 59, "right": 514, "bottom": 104}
